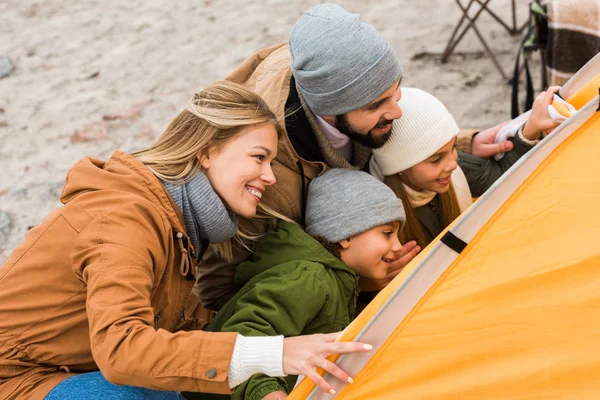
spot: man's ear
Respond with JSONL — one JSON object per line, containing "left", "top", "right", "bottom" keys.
{"left": 338, "top": 238, "right": 351, "bottom": 249}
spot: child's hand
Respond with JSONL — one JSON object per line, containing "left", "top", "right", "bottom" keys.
{"left": 522, "top": 86, "right": 562, "bottom": 140}
{"left": 262, "top": 391, "right": 287, "bottom": 400}
{"left": 359, "top": 240, "right": 421, "bottom": 292}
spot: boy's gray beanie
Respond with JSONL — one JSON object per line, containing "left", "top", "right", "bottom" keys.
{"left": 305, "top": 169, "right": 405, "bottom": 243}
{"left": 289, "top": 3, "right": 403, "bottom": 116}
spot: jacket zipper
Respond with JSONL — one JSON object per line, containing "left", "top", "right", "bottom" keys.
{"left": 154, "top": 309, "right": 164, "bottom": 330}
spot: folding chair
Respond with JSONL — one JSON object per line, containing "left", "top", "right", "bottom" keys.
{"left": 441, "top": 0, "right": 528, "bottom": 80}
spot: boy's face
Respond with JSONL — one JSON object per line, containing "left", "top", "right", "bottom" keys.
{"left": 339, "top": 221, "right": 402, "bottom": 280}
{"left": 401, "top": 137, "right": 458, "bottom": 194}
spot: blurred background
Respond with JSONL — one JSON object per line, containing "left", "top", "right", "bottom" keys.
{"left": 0, "top": 0, "right": 535, "bottom": 262}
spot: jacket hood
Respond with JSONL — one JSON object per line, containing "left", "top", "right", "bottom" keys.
{"left": 60, "top": 151, "right": 186, "bottom": 234}
{"left": 235, "top": 220, "right": 357, "bottom": 286}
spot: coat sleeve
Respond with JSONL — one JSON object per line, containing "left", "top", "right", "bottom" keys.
{"left": 455, "top": 128, "right": 481, "bottom": 154}
{"left": 71, "top": 202, "right": 237, "bottom": 394}
{"left": 219, "top": 265, "right": 329, "bottom": 400}
{"left": 458, "top": 133, "right": 536, "bottom": 198}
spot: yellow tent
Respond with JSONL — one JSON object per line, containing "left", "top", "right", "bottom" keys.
{"left": 290, "top": 55, "right": 600, "bottom": 399}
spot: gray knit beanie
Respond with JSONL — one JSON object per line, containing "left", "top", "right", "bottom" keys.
{"left": 289, "top": 4, "right": 403, "bottom": 116}
{"left": 305, "top": 169, "right": 405, "bottom": 243}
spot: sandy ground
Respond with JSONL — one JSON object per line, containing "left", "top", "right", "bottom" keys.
{"left": 0, "top": 0, "right": 538, "bottom": 263}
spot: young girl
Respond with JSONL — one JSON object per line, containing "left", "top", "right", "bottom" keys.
{"left": 369, "top": 87, "right": 561, "bottom": 248}
{"left": 0, "top": 82, "right": 370, "bottom": 400}
{"left": 191, "top": 168, "right": 406, "bottom": 400}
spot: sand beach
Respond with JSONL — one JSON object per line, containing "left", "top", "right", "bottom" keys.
{"left": 0, "top": 0, "right": 535, "bottom": 262}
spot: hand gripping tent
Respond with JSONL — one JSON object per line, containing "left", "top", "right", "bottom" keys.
{"left": 290, "top": 54, "right": 600, "bottom": 400}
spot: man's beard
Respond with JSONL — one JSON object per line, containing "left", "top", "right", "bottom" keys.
{"left": 335, "top": 114, "right": 393, "bottom": 149}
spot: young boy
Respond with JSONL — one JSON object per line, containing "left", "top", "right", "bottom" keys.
{"left": 192, "top": 169, "right": 405, "bottom": 400}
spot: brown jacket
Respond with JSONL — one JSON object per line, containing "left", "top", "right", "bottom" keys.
{"left": 0, "top": 151, "right": 237, "bottom": 400}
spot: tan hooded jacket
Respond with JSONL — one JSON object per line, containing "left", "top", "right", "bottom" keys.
{"left": 0, "top": 151, "right": 237, "bottom": 400}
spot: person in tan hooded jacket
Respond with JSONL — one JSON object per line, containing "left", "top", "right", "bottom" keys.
{"left": 197, "top": 4, "right": 516, "bottom": 311}
{"left": 0, "top": 81, "right": 371, "bottom": 400}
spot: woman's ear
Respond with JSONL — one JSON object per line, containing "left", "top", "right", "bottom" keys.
{"left": 199, "top": 149, "right": 212, "bottom": 169}
{"left": 338, "top": 238, "right": 351, "bottom": 249}
{"left": 200, "top": 156, "right": 210, "bottom": 169}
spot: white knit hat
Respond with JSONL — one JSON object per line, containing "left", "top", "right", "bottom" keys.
{"left": 370, "top": 88, "right": 459, "bottom": 177}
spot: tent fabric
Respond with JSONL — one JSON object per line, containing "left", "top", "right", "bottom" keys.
{"left": 290, "top": 69, "right": 600, "bottom": 399}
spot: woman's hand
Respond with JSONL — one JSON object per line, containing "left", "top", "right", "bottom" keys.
{"left": 522, "top": 86, "right": 562, "bottom": 140}
{"left": 282, "top": 333, "right": 372, "bottom": 395}
{"left": 262, "top": 391, "right": 287, "bottom": 400}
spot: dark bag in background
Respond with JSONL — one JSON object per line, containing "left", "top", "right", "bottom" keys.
{"left": 511, "top": 1, "right": 548, "bottom": 118}
{"left": 512, "top": 0, "right": 600, "bottom": 118}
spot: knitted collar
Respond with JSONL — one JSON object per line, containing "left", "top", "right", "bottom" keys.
{"left": 402, "top": 167, "right": 473, "bottom": 211}
{"left": 401, "top": 181, "right": 437, "bottom": 208}
{"left": 162, "top": 171, "right": 238, "bottom": 259}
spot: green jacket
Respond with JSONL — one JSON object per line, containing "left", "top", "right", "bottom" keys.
{"left": 196, "top": 220, "right": 359, "bottom": 400}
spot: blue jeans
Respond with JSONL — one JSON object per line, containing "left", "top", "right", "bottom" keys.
{"left": 44, "top": 371, "right": 185, "bottom": 400}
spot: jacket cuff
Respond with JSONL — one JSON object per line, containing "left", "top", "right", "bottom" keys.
{"left": 194, "top": 331, "right": 237, "bottom": 393}
{"left": 516, "top": 123, "right": 541, "bottom": 146}
{"left": 246, "top": 379, "right": 288, "bottom": 400}
{"left": 455, "top": 129, "right": 481, "bottom": 154}
{"left": 229, "top": 334, "right": 285, "bottom": 388}
{"left": 513, "top": 126, "right": 538, "bottom": 156}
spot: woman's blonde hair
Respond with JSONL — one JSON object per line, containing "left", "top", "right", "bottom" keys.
{"left": 133, "top": 80, "right": 286, "bottom": 260}
{"left": 134, "top": 80, "right": 283, "bottom": 182}
{"left": 383, "top": 174, "right": 461, "bottom": 249}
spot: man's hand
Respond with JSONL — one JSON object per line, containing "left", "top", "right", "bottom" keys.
{"left": 262, "top": 391, "right": 287, "bottom": 400}
{"left": 360, "top": 240, "right": 421, "bottom": 292}
{"left": 471, "top": 121, "right": 513, "bottom": 158}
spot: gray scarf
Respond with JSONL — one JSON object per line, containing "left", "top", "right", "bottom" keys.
{"left": 162, "top": 171, "right": 238, "bottom": 259}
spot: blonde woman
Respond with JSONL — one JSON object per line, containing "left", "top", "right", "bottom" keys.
{"left": 0, "top": 81, "right": 370, "bottom": 400}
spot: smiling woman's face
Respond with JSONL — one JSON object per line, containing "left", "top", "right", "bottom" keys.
{"left": 201, "top": 123, "right": 279, "bottom": 218}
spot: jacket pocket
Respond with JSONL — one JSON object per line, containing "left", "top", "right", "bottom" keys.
{"left": 154, "top": 309, "right": 164, "bottom": 330}
{"left": 179, "top": 291, "right": 214, "bottom": 331}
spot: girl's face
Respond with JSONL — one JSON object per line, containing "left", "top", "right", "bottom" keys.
{"left": 401, "top": 138, "right": 458, "bottom": 193}
{"left": 339, "top": 222, "right": 402, "bottom": 280}
{"left": 201, "top": 123, "right": 278, "bottom": 218}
